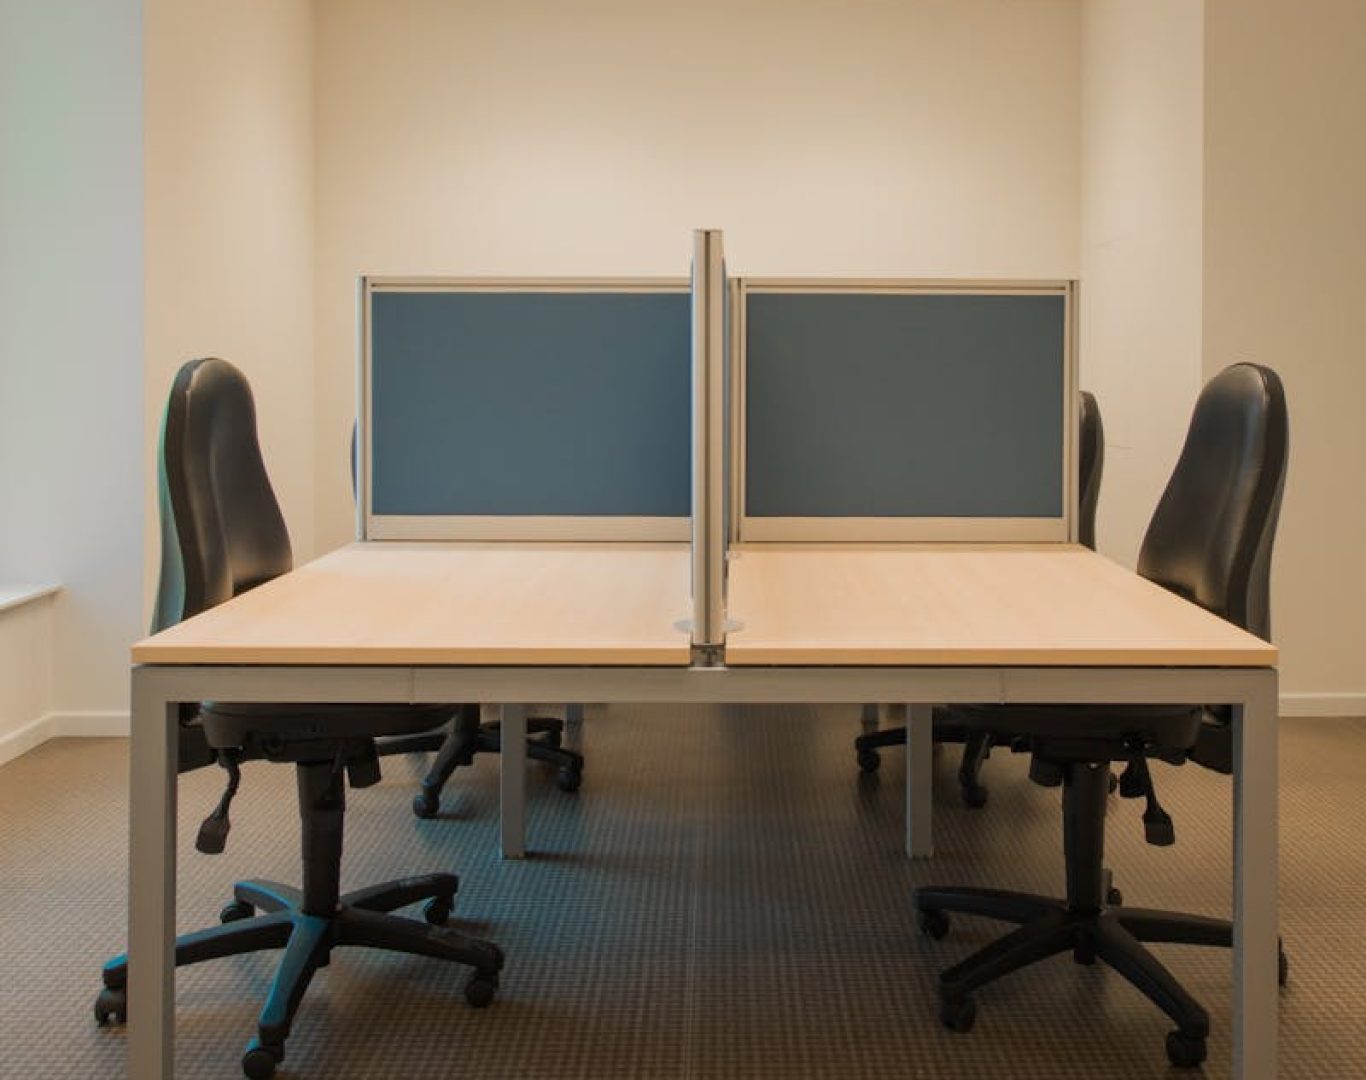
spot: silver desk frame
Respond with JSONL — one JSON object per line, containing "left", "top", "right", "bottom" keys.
{"left": 127, "top": 663, "right": 1278, "bottom": 1079}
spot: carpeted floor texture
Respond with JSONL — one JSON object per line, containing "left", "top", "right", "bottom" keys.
{"left": 1, "top": 708, "right": 1362, "bottom": 1078}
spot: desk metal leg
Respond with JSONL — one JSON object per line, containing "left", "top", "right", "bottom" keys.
{"left": 500, "top": 703, "right": 527, "bottom": 858}
{"left": 904, "top": 703, "right": 933, "bottom": 858}
{"left": 1233, "top": 674, "right": 1279, "bottom": 1079}
{"left": 127, "top": 673, "right": 178, "bottom": 1080}
{"left": 564, "top": 702, "right": 585, "bottom": 753}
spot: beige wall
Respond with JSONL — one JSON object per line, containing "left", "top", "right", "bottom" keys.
{"left": 313, "top": 0, "right": 1083, "bottom": 551}
{"left": 5, "top": 0, "right": 1358, "bottom": 738}
{"left": 1205, "top": 0, "right": 1366, "bottom": 711}
{"left": 1079, "top": 1, "right": 1204, "bottom": 567}
{"left": 144, "top": 0, "right": 317, "bottom": 608}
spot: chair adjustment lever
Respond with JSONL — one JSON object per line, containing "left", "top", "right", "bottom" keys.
{"left": 325, "top": 739, "right": 382, "bottom": 789}
{"left": 195, "top": 751, "right": 242, "bottom": 855}
{"left": 1143, "top": 797, "right": 1176, "bottom": 847}
{"left": 346, "top": 741, "right": 381, "bottom": 789}
{"left": 1120, "top": 749, "right": 1175, "bottom": 847}
{"left": 1118, "top": 758, "right": 1147, "bottom": 799}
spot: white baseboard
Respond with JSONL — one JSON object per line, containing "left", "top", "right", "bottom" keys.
{"left": 0, "top": 714, "right": 53, "bottom": 767}
{"left": 1278, "top": 693, "right": 1366, "bottom": 718}
{"left": 0, "top": 711, "right": 131, "bottom": 766}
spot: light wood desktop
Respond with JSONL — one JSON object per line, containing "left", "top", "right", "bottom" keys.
{"left": 126, "top": 541, "right": 1278, "bottom": 1080}
{"left": 136, "top": 542, "right": 694, "bottom": 666}
{"left": 724, "top": 544, "right": 1275, "bottom": 667}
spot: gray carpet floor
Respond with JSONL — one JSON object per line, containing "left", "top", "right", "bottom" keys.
{"left": 1, "top": 708, "right": 1363, "bottom": 1078}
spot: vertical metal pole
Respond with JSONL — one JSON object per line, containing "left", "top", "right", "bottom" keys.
{"left": 1232, "top": 672, "right": 1279, "bottom": 1079}
{"left": 356, "top": 276, "right": 371, "bottom": 541}
{"left": 691, "top": 229, "right": 726, "bottom": 662}
{"left": 500, "top": 703, "right": 528, "bottom": 858}
{"left": 904, "top": 703, "right": 934, "bottom": 858}
{"left": 127, "top": 669, "right": 178, "bottom": 1080}
{"left": 1064, "top": 280, "right": 1079, "bottom": 545}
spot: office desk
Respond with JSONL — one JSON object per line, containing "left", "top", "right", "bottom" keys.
{"left": 127, "top": 542, "right": 1278, "bottom": 1079}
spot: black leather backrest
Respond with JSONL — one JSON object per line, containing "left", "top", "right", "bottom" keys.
{"left": 1137, "top": 363, "right": 1288, "bottom": 639}
{"left": 153, "top": 358, "right": 292, "bottom": 631}
{"left": 1077, "top": 391, "right": 1104, "bottom": 551}
{"left": 350, "top": 419, "right": 359, "bottom": 501}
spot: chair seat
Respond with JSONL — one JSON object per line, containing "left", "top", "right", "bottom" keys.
{"left": 200, "top": 702, "right": 454, "bottom": 748}
{"left": 937, "top": 702, "right": 1207, "bottom": 752}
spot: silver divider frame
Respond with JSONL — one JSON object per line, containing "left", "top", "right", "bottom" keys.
{"left": 691, "top": 229, "right": 726, "bottom": 660}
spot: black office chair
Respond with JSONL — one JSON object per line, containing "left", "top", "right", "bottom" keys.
{"left": 855, "top": 390, "right": 1106, "bottom": 807}
{"left": 96, "top": 359, "right": 504, "bottom": 1080}
{"left": 914, "top": 363, "right": 1289, "bottom": 1069}
{"left": 349, "top": 423, "right": 585, "bottom": 817}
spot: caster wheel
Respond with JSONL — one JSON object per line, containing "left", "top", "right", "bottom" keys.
{"left": 1279, "top": 946, "right": 1289, "bottom": 987}
{"left": 1108, "top": 771, "right": 1120, "bottom": 794}
{"left": 1106, "top": 887, "right": 1124, "bottom": 907}
{"left": 424, "top": 897, "right": 452, "bottom": 926}
{"left": 220, "top": 900, "right": 255, "bottom": 924}
{"left": 918, "top": 908, "right": 950, "bottom": 940}
{"left": 940, "top": 995, "right": 976, "bottom": 1033}
{"left": 241, "top": 1041, "right": 283, "bottom": 1080}
{"left": 960, "top": 783, "right": 988, "bottom": 809}
{"left": 94, "top": 987, "right": 127, "bottom": 1026}
{"left": 1165, "top": 1031, "right": 1207, "bottom": 1068}
{"left": 556, "top": 764, "right": 583, "bottom": 793}
{"left": 412, "top": 789, "right": 439, "bottom": 819}
{"left": 464, "top": 973, "right": 499, "bottom": 1008}
{"left": 856, "top": 748, "right": 881, "bottom": 773}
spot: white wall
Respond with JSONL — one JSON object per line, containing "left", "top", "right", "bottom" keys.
{"left": 1079, "top": 1, "right": 1205, "bottom": 567}
{"left": 144, "top": 0, "right": 317, "bottom": 606}
{"left": 313, "top": 0, "right": 1083, "bottom": 551}
{"left": 0, "top": 0, "right": 145, "bottom": 728}
{"left": 1205, "top": 0, "right": 1366, "bottom": 712}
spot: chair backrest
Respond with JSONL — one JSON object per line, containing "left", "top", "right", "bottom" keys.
{"left": 153, "top": 358, "right": 293, "bottom": 632}
{"left": 1137, "top": 363, "right": 1288, "bottom": 640}
{"left": 1077, "top": 391, "right": 1104, "bottom": 551}
{"left": 351, "top": 419, "right": 359, "bottom": 501}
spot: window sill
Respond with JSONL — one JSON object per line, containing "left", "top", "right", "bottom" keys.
{"left": 0, "top": 583, "right": 60, "bottom": 615}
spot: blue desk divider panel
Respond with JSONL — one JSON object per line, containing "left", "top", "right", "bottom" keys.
{"left": 363, "top": 281, "right": 691, "bottom": 540}
{"left": 740, "top": 283, "right": 1073, "bottom": 541}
